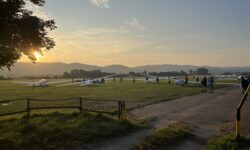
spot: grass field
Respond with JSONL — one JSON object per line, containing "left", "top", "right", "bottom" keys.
{"left": 0, "top": 79, "right": 236, "bottom": 149}
{"left": 0, "top": 79, "right": 229, "bottom": 115}
{"left": 0, "top": 79, "right": 229, "bottom": 100}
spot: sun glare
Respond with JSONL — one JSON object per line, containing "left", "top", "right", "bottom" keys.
{"left": 34, "top": 51, "right": 42, "bottom": 59}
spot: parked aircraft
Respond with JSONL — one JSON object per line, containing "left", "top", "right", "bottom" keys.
{"left": 57, "top": 74, "right": 117, "bottom": 87}
{"left": 13, "top": 79, "right": 71, "bottom": 87}
{"left": 144, "top": 74, "right": 186, "bottom": 84}
{"left": 175, "top": 79, "right": 186, "bottom": 85}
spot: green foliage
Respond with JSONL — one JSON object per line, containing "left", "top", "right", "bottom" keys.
{"left": 204, "top": 134, "right": 250, "bottom": 150}
{"left": 63, "top": 69, "right": 113, "bottom": 78}
{"left": 133, "top": 125, "right": 192, "bottom": 150}
{"left": 196, "top": 68, "right": 209, "bottom": 75}
{"left": 149, "top": 71, "right": 187, "bottom": 76}
{"left": 0, "top": 112, "right": 141, "bottom": 150}
{"left": 0, "top": 0, "right": 56, "bottom": 70}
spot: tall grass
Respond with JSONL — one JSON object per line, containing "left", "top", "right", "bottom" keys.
{"left": 0, "top": 112, "right": 141, "bottom": 150}
{"left": 133, "top": 124, "right": 192, "bottom": 150}
{"left": 204, "top": 134, "right": 250, "bottom": 150}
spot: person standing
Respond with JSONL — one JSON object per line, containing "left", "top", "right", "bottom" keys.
{"left": 120, "top": 77, "right": 123, "bottom": 84}
{"left": 133, "top": 77, "right": 135, "bottom": 84}
{"left": 156, "top": 77, "right": 159, "bottom": 84}
{"left": 185, "top": 74, "right": 188, "bottom": 85}
{"left": 201, "top": 76, "right": 207, "bottom": 93}
{"left": 196, "top": 77, "right": 199, "bottom": 82}
{"left": 208, "top": 76, "right": 215, "bottom": 93}
{"left": 168, "top": 76, "right": 171, "bottom": 85}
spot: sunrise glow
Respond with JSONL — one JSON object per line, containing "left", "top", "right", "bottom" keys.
{"left": 18, "top": 0, "right": 250, "bottom": 67}
{"left": 34, "top": 51, "right": 42, "bottom": 60}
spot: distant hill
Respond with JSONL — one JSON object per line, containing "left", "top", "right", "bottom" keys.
{"left": 0, "top": 62, "right": 250, "bottom": 77}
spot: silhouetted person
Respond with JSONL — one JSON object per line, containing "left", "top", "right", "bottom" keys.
{"left": 168, "top": 77, "right": 171, "bottom": 85}
{"left": 185, "top": 74, "right": 188, "bottom": 85}
{"left": 146, "top": 77, "right": 149, "bottom": 82}
{"left": 156, "top": 77, "right": 159, "bottom": 84}
{"left": 120, "top": 77, "right": 123, "bottom": 83}
{"left": 196, "top": 77, "right": 199, "bottom": 82}
{"left": 133, "top": 77, "right": 135, "bottom": 84}
{"left": 241, "top": 76, "right": 249, "bottom": 94}
{"left": 201, "top": 76, "right": 207, "bottom": 93}
{"left": 208, "top": 76, "right": 215, "bottom": 93}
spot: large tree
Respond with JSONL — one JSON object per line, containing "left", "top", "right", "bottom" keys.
{"left": 0, "top": 0, "right": 56, "bottom": 70}
{"left": 196, "top": 68, "right": 209, "bottom": 75}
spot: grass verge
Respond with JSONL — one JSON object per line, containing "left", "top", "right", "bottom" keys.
{"left": 132, "top": 124, "right": 192, "bottom": 150}
{"left": 204, "top": 134, "right": 250, "bottom": 150}
{"left": 0, "top": 112, "right": 142, "bottom": 150}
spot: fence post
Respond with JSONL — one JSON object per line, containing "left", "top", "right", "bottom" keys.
{"left": 121, "top": 101, "right": 126, "bottom": 121}
{"left": 118, "top": 101, "right": 121, "bottom": 119}
{"left": 27, "top": 98, "right": 31, "bottom": 118}
{"left": 122, "top": 101, "right": 126, "bottom": 110}
{"left": 236, "top": 109, "right": 241, "bottom": 138}
{"left": 235, "top": 84, "right": 250, "bottom": 139}
{"left": 79, "top": 97, "right": 83, "bottom": 113}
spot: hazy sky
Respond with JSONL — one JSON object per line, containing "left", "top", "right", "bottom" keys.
{"left": 20, "top": 0, "right": 250, "bottom": 67}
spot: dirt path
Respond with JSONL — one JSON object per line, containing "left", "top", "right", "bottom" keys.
{"left": 133, "top": 85, "right": 250, "bottom": 149}
{"left": 77, "top": 85, "right": 250, "bottom": 150}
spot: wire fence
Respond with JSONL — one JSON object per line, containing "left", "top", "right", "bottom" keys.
{"left": 0, "top": 97, "right": 126, "bottom": 119}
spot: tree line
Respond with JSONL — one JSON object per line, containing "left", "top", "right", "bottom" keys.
{"left": 148, "top": 68, "right": 209, "bottom": 76}
{"left": 149, "top": 71, "right": 188, "bottom": 76}
{"left": 63, "top": 69, "right": 114, "bottom": 78}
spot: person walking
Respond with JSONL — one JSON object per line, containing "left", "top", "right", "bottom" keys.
{"left": 201, "top": 76, "right": 207, "bottom": 93}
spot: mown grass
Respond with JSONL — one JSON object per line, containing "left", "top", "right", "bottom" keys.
{"left": 0, "top": 80, "right": 228, "bottom": 115}
{"left": 132, "top": 124, "right": 192, "bottom": 150}
{"left": 204, "top": 134, "right": 250, "bottom": 150}
{"left": 0, "top": 79, "right": 204, "bottom": 100}
{"left": 216, "top": 79, "right": 240, "bottom": 84}
{"left": 0, "top": 112, "right": 142, "bottom": 150}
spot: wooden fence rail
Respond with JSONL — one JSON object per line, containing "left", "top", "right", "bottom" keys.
{"left": 0, "top": 97, "right": 126, "bottom": 119}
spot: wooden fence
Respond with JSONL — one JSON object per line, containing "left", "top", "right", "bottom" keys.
{"left": 0, "top": 97, "right": 126, "bottom": 119}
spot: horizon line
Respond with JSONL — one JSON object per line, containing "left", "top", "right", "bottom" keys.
{"left": 16, "top": 61, "right": 250, "bottom": 68}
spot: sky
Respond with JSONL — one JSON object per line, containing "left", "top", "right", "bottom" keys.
{"left": 20, "top": 0, "right": 250, "bottom": 67}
